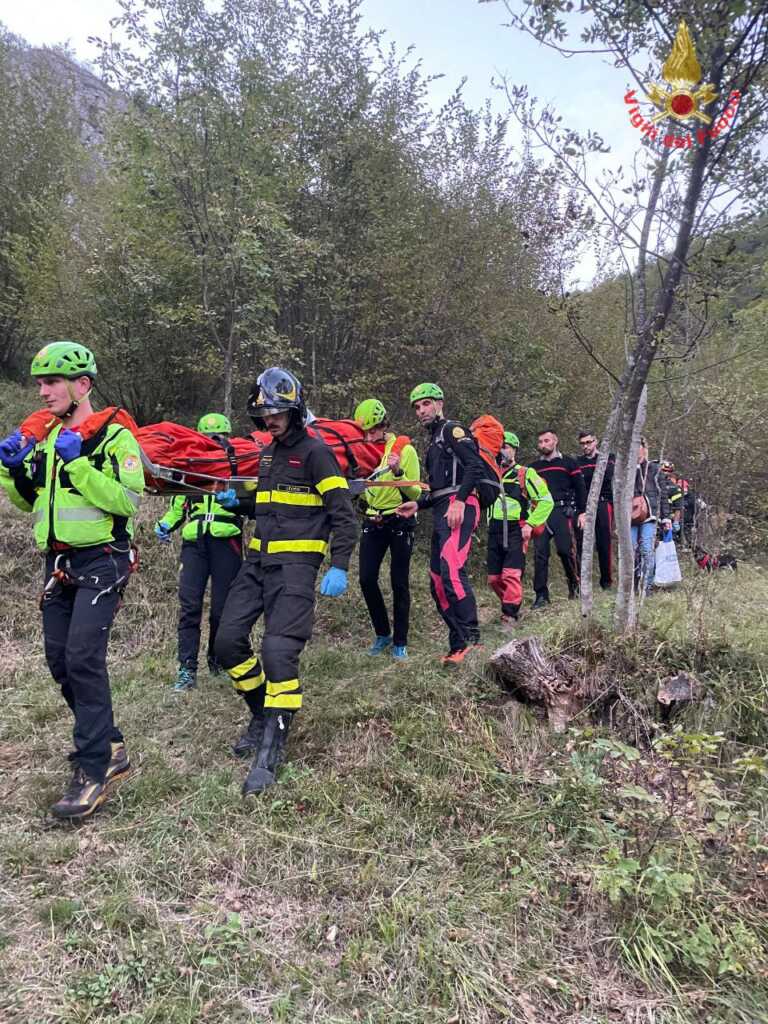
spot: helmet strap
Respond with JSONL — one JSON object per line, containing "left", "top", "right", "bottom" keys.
{"left": 61, "top": 379, "right": 93, "bottom": 420}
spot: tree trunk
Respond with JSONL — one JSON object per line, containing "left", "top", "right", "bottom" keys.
{"left": 579, "top": 404, "right": 619, "bottom": 617}
{"left": 613, "top": 384, "right": 647, "bottom": 633}
{"left": 223, "top": 341, "right": 233, "bottom": 420}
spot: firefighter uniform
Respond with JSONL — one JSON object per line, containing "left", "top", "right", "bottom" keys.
{"left": 0, "top": 419, "right": 144, "bottom": 785}
{"left": 487, "top": 464, "right": 553, "bottom": 619}
{"left": 158, "top": 493, "right": 243, "bottom": 673}
{"left": 215, "top": 423, "right": 357, "bottom": 715}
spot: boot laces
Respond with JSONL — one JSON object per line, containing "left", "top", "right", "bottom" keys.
{"left": 64, "top": 767, "right": 91, "bottom": 797}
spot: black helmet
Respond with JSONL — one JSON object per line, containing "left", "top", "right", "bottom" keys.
{"left": 247, "top": 367, "right": 306, "bottom": 428}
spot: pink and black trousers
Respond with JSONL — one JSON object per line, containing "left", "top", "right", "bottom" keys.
{"left": 428, "top": 496, "right": 480, "bottom": 654}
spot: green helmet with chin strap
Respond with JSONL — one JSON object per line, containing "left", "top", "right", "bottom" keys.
{"left": 504, "top": 431, "right": 520, "bottom": 448}
{"left": 354, "top": 398, "right": 387, "bottom": 432}
{"left": 409, "top": 382, "right": 444, "bottom": 404}
{"left": 30, "top": 341, "right": 97, "bottom": 379}
{"left": 197, "top": 413, "right": 232, "bottom": 435}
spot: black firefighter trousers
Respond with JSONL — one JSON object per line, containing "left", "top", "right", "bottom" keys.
{"left": 42, "top": 544, "right": 130, "bottom": 783}
{"left": 178, "top": 534, "right": 243, "bottom": 670}
{"left": 533, "top": 505, "right": 579, "bottom": 599}
{"left": 214, "top": 555, "right": 316, "bottom": 715}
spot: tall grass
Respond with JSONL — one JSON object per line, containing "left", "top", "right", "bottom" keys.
{"left": 1, "top": 494, "right": 767, "bottom": 1023}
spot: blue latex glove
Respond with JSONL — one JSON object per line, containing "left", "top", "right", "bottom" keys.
{"left": 215, "top": 487, "right": 239, "bottom": 509}
{"left": 0, "top": 430, "right": 35, "bottom": 469}
{"left": 320, "top": 566, "right": 348, "bottom": 598}
{"left": 672, "top": 521, "right": 681, "bottom": 535}
{"left": 155, "top": 523, "right": 172, "bottom": 544}
{"left": 54, "top": 428, "right": 82, "bottom": 463}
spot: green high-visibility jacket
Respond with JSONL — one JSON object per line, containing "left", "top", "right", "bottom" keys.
{"left": 0, "top": 422, "right": 144, "bottom": 551}
{"left": 363, "top": 433, "right": 422, "bottom": 515}
{"left": 489, "top": 463, "right": 553, "bottom": 527}
{"left": 158, "top": 493, "right": 242, "bottom": 541}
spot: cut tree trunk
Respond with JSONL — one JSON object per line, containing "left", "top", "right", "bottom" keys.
{"left": 488, "top": 637, "right": 590, "bottom": 733}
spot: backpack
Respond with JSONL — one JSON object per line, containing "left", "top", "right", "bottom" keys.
{"left": 435, "top": 415, "right": 504, "bottom": 512}
{"left": 468, "top": 415, "right": 504, "bottom": 509}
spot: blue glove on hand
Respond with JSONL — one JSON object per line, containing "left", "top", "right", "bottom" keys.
{"left": 672, "top": 521, "right": 681, "bottom": 535}
{"left": 54, "top": 428, "right": 82, "bottom": 463}
{"left": 215, "top": 488, "right": 239, "bottom": 509}
{"left": 155, "top": 523, "right": 172, "bottom": 544}
{"left": 0, "top": 430, "right": 35, "bottom": 469}
{"left": 320, "top": 566, "right": 348, "bottom": 598}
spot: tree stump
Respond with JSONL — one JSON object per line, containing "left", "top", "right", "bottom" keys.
{"left": 487, "top": 637, "right": 590, "bottom": 733}
{"left": 657, "top": 671, "right": 702, "bottom": 722}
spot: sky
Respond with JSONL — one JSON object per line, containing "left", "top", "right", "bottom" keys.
{"left": 0, "top": 0, "right": 645, "bottom": 285}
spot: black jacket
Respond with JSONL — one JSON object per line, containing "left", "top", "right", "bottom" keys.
{"left": 244, "top": 424, "right": 357, "bottom": 569}
{"left": 577, "top": 452, "right": 614, "bottom": 501}
{"left": 530, "top": 454, "right": 587, "bottom": 512}
{"left": 417, "top": 418, "right": 482, "bottom": 510}
{"left": 634, "top": 460, "right": 670, "bottom": 521}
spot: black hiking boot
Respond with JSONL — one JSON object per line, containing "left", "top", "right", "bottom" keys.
{"left": 50, "top": 767, "right": 111, "bottom": 821}
{"left": 242, "top": 712, "right": 293, "bottom": 796}
{"left": 232, "top": 713, "right": 266, "bottom": 759}
{"left": 532, "top": 593, "right": 550, "bottom": 610}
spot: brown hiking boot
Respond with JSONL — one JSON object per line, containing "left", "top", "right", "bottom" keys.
{"left": 50, "top": 768, "right": 111, "bottom": 821}
{"left": 105, "top": 742, "right": 131, "bottom": 785}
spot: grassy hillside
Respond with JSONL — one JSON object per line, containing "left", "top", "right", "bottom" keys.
{"left": 1, "top": 495, "right": 767, "bottom": 1023}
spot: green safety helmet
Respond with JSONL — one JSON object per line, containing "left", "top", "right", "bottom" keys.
{"left": 354, "top": 398, "right": 387, "bottom": 431}
{"left": 504, "top": 431, "right": 520, "bottom": 448}
{"left": 197, "top": 412, "right": 232, "bottom": 435}
{"left": 410, "top": 382, "right": 444, "bottom": 404}
{"left": 30, "top": 341, "right": 97, "bottom": 379}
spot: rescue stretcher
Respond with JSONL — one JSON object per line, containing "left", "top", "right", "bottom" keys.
{"left": 18, "top": 407, "right": 427, "bottom": 498}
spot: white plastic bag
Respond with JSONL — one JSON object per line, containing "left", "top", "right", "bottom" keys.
{"left": 655, "top": 532, "right": 682, "bottom": 586}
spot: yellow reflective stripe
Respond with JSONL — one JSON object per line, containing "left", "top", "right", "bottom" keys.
{"left": 228, "top": 656, "right": 264, "bottom": 681}
{"left": 255, "top": 490, "right": 323, "bottom": 507}
{"left": 315, "top": 475, "right": 348, "bottom": 495}
{"left": 271, "top": 490, "right": 323, "bottom": 507}
{"left": 266, "top": 678, "right": 300, "bottom": 697}
{"left": 264, "top": 691, "right": 303, "bottom": 710}
{"left": 234, "top": 675, "right": 267, "bottom": 693}
{"left": 267, "top": 539, "right": 328, "bottom": 555}
{"left": 249, "top": 538, "right": 262, "bottom": 551}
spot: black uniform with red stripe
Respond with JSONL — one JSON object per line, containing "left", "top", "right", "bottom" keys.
{"left": 417, "top": 418, "right": 482, "bottom": 654}
{"left": 576, "top": 452, "right": 615, "bottom": 589}
{"left": 215, "top": 422, "right": 357, "bottom": 715}
{"left": 530, "top": 454, "right": 586, "bottom": 599}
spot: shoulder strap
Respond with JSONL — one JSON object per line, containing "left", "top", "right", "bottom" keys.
{"left": 80, "top": 409, "right": 123, "bottom": 459}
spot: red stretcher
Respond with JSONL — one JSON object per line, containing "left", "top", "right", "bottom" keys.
{"left": 17, "top": 407, "right": 414, "bottom": 496}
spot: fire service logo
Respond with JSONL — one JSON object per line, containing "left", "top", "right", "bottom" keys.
{"left": 624, "top": 21, "right": 740, "bottom": 149}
